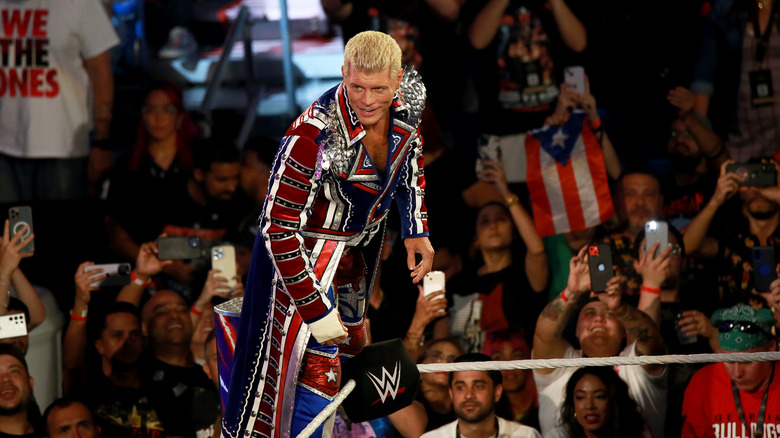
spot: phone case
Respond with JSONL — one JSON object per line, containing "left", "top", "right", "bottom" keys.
{"left": 423, "top": 271, "right": 446, "bottom": 298}
{"left": 564, "top": 66, "right": 586, "bottom": 94}
{"left": 211, "top": 245, "right": 238, "bottom": 289}
{"left": 645, "top": 221, "right": 669, "bottom": 257}
{"left": 158, "top": 236, "right": 202, "bottom": 260}
{"left": 726, "top": 163, "right": 777, "bottom": 187}
{"left": 8, "top": 206, "right": 34, "bottom": 254}
{"left": 752, "top": 246, "right": 777, "bottom": 292}
{"left": 0, "top": 313, "right": 27, "bottom": 340}
{"left": 588, "top": 243, "right": 614, "bottom": 292}
{"left": 85, "top": 263, "right": 132, "bottom": 288}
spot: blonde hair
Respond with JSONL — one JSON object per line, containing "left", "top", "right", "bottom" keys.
{"left": 343, "top": 31, "right": 402, "bottom": 76}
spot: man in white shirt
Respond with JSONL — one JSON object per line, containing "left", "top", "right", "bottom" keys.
{"left": 0, "top": 0, "right": 119, "bottom": 202}
{"left": 422, "top": 353, "right": 541, "bottom": 438}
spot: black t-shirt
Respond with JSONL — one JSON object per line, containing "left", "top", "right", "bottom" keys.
{"left": 446, "top": 261, "right": 546, "bottom": 349}
{"left": 141, "top": 357, "right": 219, "bottom": 438}
{"left": 106, "top": 153, "right": 189, "bottom": 245}
{"left": 464, "top": 0, "right": 582, "bottom": 135}
{"left": 82, "top": 374, "right": 167, "bottom": 438}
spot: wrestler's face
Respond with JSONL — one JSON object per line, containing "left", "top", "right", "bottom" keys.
{"left": 342, "top": 66, "right": 403, "bottom": 129}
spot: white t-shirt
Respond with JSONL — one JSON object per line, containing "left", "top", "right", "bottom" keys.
{"left": 421, "top": 417, "right": 541, "bottom": 438}
{"left": 0, "top": 0, "right": 119, "bottom": 158}
{"left": 532, "top": 343, "right": 667, "bottom": 438}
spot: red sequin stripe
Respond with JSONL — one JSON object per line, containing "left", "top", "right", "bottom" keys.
{"left": 298, "top": 350, "right": 341, "bottom": 398}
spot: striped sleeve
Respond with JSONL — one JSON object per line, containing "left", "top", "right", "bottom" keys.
{"left": 261, "top": 134, "right": 333, "bottom": 323}
{"left": 394, "top": 131, "right": 429, "bottom": 239}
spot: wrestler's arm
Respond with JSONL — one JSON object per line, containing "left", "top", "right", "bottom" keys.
{"left": 395, "top": 131, "right": 433, "bottom": 283}
{"left": 262, "top": 133, "right": 346, "bottom": 343}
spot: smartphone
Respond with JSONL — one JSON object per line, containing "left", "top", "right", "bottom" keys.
{"left": 8, "top": 206, "right": 34, "bottom": 254}
{"left": 423, "top": 271, "right": 446, "bottom": 299}
{"left": 587, "top": 243, "right": 614, "bottom": 293}
{"left": 0, "top": 313, "right": 27, "bottom": 340}
{"left": 158, "top": 236, "right": 202, "bottom": 260}
{"left": 726, "top": 163, "right": 777, "bottom": 187}
{"left": 475, "top": 135, "right": 502, "bottom": 178}
{"left": 211, "top": 245, "right": 238, "bottom": 290}
{"left": 752, "top": 246, "right": 777, "bottom": 292}
{"left": 645, "top": 220, "right": 669, "bottom": 257}
{"left": 84, "top": 263, "right": 132, "bottom": 288}
{"left": 564, "top": 66, "right": 586, "bottom": 95}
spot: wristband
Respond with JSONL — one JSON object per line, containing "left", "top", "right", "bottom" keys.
{"left": 191, "top": 305, "right": 203, "bottom": 316}
{"left": 505, "top": 193, "right": 520, "bottom": 208}
{"left": 561, "top": 290, "right": 570, "bottom": 302}
{"left": 640, "top": 285, "right": 661, "bottom": 294}
{"left": 70, "top": 309, "right": 88, "bottom": 321}
{"left": 131, "top": 271, "right": 150, "bottom": 288}
{"left": 590, "top": 118, "right": 603, "bottom": 131}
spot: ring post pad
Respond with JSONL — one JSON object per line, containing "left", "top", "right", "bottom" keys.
{"left": 339, "top": 339, "right": 420, "bottom": 423}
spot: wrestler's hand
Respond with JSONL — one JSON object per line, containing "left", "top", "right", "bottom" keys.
{"left": 322, "top": 312, "right": 348, "bottom": 346}
{"left": 405, "top": 236, "right": 434, "bottom": 284}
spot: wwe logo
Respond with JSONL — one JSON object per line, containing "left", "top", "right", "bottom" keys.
{"left": 367, "top": 362, "right": 402, "bottom": 404}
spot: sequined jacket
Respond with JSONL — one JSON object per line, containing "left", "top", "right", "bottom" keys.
{"left": 260, "top": 82, "right": 429, "bottom": 340}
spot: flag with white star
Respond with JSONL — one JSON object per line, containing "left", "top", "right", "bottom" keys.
{"left": 525, "top": 110, "right": 614, "bottom": 237}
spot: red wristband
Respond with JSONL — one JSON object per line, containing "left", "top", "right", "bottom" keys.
{"left": 190, "top": 305, "right": 202, "bottom": 316}
{"left": 561, "top": 290, "right": 570, "bottom": 302}
{"left": 641, "top": 285, "right": 661, "bottom": 294}
{"left": 131, "top": 271, "right": 150, "bottom": 287}
{"left": 70, "top": 309, "right": 87, "bottom": 321}
{"left": 590, "top": 118, "right": 603, "bottom": 131}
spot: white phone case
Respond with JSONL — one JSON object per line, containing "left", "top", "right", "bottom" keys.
{"left": 423, "top": 271, "right": 446, "bottom": 299}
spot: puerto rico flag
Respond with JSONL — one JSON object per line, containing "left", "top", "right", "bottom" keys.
{"left": 525, "top": 111, "right": 613, "bottom": 237}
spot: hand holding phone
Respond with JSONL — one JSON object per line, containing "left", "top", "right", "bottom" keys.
{"left": 587, "top": 243, "right": 614, "bottom": 292}
{"left": 158, "top": 236, "right": 202, "bottom": 260}
{"left": 84, "top": 263, "right": 132, "bottom": 288}
{"left": 564, "top": 66, "right": 586, "bottom": 95}
{"left": 423, "top": 271, "right": 446, "bottom": 300}
{"left": 8, "top": 206, "right": 34, "bottom": 254}
{"left": 211, "top": 245, "right": 238, "bottom": 290}
{"left": 0, "top": 314, "right": 26, "bottom": 340}
{"left": 645, "top": 220, "right": 669, "bottom": 257}
{"left": 725, "top": 163, "right": 777, "bottom": 187}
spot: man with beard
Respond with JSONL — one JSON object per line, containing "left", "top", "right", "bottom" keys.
{"left": 156, "top": 139, "right": 248, "bottom": 301}
{"left": 597, "top": 172, "right": 665, "bottom": 301}
{"left": 421, "top": 354, "right": 540, "bottom": 438}
{"left": 71, "top": 302, "right": 167, "bottom": 438}
{"left": 140, "top": 290, "right": 219, "bottom": 438}
{"left": 663, "top": 111, "right": 729, "bottom": 234}
{"left": 0, "top": 345, "right": 39, "bottom": 438}
{"left": 684, "top": 159, "right": 780, "bottom": 302}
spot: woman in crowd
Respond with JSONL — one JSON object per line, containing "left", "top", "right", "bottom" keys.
{"left": 556, "top": 367, "right": 648, "bottom": 438}
{"left": 105, "top": 81, "right": 200, "bottom": 261}
{"left": 438, "top": 158, "right": 548, "bottom": 351}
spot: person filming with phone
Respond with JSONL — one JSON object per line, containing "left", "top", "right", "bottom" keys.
{"left": 684, "top": 158, "right": 780, "bottom": 302}
{"left": 532, "top": 246, "right": 667, "bottom": 437}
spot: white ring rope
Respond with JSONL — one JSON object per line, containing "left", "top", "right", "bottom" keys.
{"left": 296, "top": 351, "right": 780, "bottom": 437}
{"left": 417, "top": 351, "right": 780, "bottom": 373}
{"left": 297, "top": 379, "right": 356, "bottom": 438}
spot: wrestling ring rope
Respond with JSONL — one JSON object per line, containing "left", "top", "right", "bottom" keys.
{"left": 297, "top": 351, "right": 780, "bottom": 438}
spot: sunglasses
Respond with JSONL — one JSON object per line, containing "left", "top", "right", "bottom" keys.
{"left": 717, "top": 321, "right": 773, "bottom": 337}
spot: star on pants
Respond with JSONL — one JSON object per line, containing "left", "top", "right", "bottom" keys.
{"left": 325, "top": 367, "right": 337, "bottom": 383}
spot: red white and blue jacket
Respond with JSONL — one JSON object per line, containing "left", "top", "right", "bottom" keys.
{"left": 260, "top": 82, "right": 429, "bottom": 341}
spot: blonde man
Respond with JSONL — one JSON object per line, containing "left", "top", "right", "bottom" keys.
{"left": 223, "top": 31, "right": 433, "bottom": 438}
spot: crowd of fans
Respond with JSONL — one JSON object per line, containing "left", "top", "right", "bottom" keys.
{"left": 0, "top": 0, "right": 780, "bottom": 437}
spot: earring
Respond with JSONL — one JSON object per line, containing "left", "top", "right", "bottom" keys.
{"left": 574, "top": 413, "right": 577, "bottom": 418}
